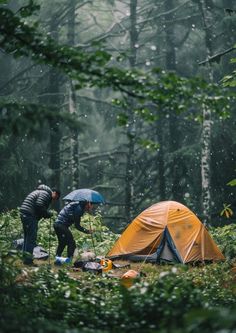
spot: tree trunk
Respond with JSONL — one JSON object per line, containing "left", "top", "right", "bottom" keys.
{"left": 67, "top": 0, "right": 80, "bottom": 190}
{"left": 48, "top": 19, "right": 61, "bottom": 203}
{"left": 198, "top": 0, "right": 214, "bottom": 225}
{"left": 48, "top": 90, "right": 61, "bottom": 190}
{"left": 125, "top": 0, "right": 138, "bottom": 222}
{"left": 68, "top": 83, "right": 80, "bottom": 190}
{"left": 164, "top": 0, "right": 182, "bottom": 201}
{"left": 156, "top": 118, "right": 166, "bottom": 200}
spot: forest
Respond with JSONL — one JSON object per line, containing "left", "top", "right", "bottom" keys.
{"left": 0, "top": 0, "right": 236, "bottom": 332}
{"left": 0, "top": 0, "right": 236, "bottom": 229}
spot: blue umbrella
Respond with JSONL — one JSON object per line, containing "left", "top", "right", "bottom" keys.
{"left": 63, "top": 188, "right": 105, "bottom": 204}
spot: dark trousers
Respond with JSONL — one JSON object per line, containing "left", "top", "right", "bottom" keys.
{"left": 20, "top": 213, "right": 38, "bottom": 264}
{"left": 53, "top": 223, "right": 76, "bottom": 258}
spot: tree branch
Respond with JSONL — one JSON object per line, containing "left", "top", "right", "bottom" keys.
{"left": 198, "top": 47, "right": 236, "bottom": 65}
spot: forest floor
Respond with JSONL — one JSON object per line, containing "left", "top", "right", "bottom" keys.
{"left": 16, "top": 257, "right": 152, "bottom": 278}
{"left": 14, "top": 256, "right": 236, "bottom": 287}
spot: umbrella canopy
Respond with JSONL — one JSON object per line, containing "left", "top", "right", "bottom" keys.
{"left": 63, "top": 189, "right": 105, "bottom": 204}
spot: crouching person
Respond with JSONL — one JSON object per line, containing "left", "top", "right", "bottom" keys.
{"left": 20, "top": 184, "right": 60, "bottom": 265}
{"left": 53, "top": 201, "right": 93, "bottom": 264}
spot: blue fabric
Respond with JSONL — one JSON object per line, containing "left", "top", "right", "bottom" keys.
{"left": 54, "top": 202, "right": 90, "bottom": 259}
{"left": 155, "top": 230, "right": 166, "bottom": 259}
{"left": 63, "top": 189, "right": 105, "bottom": 204}
{"left": 155, "top": 227, "right": 182, "bottom": 263}
{"left": 20, "top": 212, "right": 38, "bottom": 264}
{"left": 165, "top": 228, "right": 182, "bottom": 263}
{"left": 55, "top": 202, "right": 85, "bottom": 227}
{"left": 53, "top": 223, "right": 76, "bottom": 258}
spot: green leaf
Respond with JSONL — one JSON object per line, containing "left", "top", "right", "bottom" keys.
{"left": 117, "top": 113, "right": 128, "bottom": 126}
{"left": 227, "top": 179, "right": 236, "bottom": 186}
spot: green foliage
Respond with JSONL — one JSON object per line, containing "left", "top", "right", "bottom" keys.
{"left": 36, "top": 211, "right": 119, "bottom": 258}
{"left": 220, "top": 204, "right": 233, "bottom": 219}
{"left": 113, "top": 69, "right": 233, "bottom": 129}
{"left": 0, "top": 1, "right": 233, "bottom": 138}
{"left": 0, "top": 209, "right": 22, "bottom": 244}
{"left": 73, "top": 212, "right": 119, "bottom": 256}
{"left": 210, "top": 224, "right": 236, "bottom": 260}
{"left": 227, "top": 179, "right": 236, "bottom": 186}
{"left": 0, "top": 4, "right": 110, "bottom": 81}
{"left": 0, "top": 257, "right": 235, "bottom": 332}
{"left": 0, "top": 210, "right": 22, "bottom": 288}
{"left": 0, "top": 1, "right": 110, "bottom": 135}
{"left": 137, "top": 138, "right": 160, "bottom": 151}
{"left": 0, "top": 210, "right": 235, "bottom": 333}
{"left": 0, "top": 100, "right": 81, "bottom": 136}
{"left": 1, "top": 209, "right": 234, "bottom": 262}
{"left": 0, "top": 208, "right": 119, "bottom": 259}
{"left": 222, "top": 55, "right": 236, "bottom": 87}
{"left": 37, "top": 212, "right": 119, "bottom": 258}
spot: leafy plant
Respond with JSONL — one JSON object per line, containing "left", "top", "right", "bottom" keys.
{"left": 0, "top": 210, "right": 235, "bottom": 333}
{"left": 210, "top": 224, "right": 236, "bottom": 260}
{"left": 220, "top": 203, "right": 233, "bottom": 219}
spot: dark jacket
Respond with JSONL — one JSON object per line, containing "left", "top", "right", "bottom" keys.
{"left": 55, "top": 201, "right": 90, "bottom": 234}
{"left": 20, "top": 184, "right": 53, "bottom": 219}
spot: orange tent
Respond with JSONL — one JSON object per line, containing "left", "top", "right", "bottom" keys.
{"left": 108, "top": 201, "right": 225, "bottom": 264}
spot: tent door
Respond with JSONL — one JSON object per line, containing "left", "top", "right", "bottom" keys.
{"left": 159, "top": 241, "right": 175, "bottom": 261}
{"left": 156, "top": 228, "right": 181, "bottom": 263}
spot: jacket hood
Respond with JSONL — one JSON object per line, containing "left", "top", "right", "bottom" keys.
{"left": 37, "top": 184, "right": 52, "bottom": 195}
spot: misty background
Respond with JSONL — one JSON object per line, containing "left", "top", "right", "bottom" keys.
{"left": 0, "top": 0, "right": 236, "bottom": 231}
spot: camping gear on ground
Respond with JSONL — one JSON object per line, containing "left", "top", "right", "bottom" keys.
{"left": 63, "top": 189, "right": 105, "bottom": 204}
{"left": 33, "top": 246, "right": 49, "bottom": 260}
{"left": 13, "top": 238, "right": 49, "bottom": 260}
{"left": 111, "top": 262, "right": 131, "bottom": 269}
{"left": 73, "top": 259, "right": 103, "bottom": 273}
{"left": 73, "top": 257, "right": 130, "bottom": 274}
{"left": 108, "top": 201, "right": 225, "bottom": 264}
{"left": 100, "top": 258, "right": 113, "bottom": 272}
{"left": 73, "top": 260, "right": 86, "bottom": 269}
{"left": 54, "top": 256, "right": 72, "bottom": 265}
{"left": 121, "top": 270, "right": 140, "bottom": 288}
{"left": 80, "top": 250, "right": 96, "bottom": 261}
{"left": 82, "top": 261, "right": 103, "bottom": 274}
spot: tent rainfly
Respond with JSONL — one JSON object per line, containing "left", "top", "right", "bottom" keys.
{"left": 107, "top": 201, "right": 225, "bottom": 264}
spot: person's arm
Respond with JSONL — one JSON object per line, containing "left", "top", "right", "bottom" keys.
{"left": 73, "top": 208, "right": 91, "bottom": 234}
{"left": 35, "top": 192, "right": 52, "bottom": 218}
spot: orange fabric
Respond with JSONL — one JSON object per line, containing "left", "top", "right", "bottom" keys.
{"left": 108, "top": 202, "right": 166, "bottom": 256}
{"left": 121, "top": 270, "right": 139, "bottom": 279}
{"left": 167, "top": 202, "right": 203, "bottom": 262}
{"left": 108, "top": 201, "right": 225, "bottom": 263}
{"left": 121, "top": 270, "right": 140, "bottom": 288}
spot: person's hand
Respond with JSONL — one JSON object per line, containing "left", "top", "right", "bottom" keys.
{"left": 48, "top": 210, "right": 54, "bottom": 218}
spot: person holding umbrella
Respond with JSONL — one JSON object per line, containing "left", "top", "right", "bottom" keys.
{"left": 53, "top": 200, "right": 94, "bottom": 264}
{"left": 53, "top": 189, "right": 105, "bottom": 264}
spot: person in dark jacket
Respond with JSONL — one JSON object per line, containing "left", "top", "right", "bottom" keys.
{"left": 53, "top": 201, "right": 93, "bottom": 263}
{"left": 20, "top": 184, "right": 60, "bottom": 265}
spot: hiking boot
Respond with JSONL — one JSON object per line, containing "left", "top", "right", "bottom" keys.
{"left": 54, "top": 256, "right": 72, "bottom": 266}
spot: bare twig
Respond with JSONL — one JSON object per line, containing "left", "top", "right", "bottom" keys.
{"left": 198, "top": 47, "right": 236, "bottom": 65}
